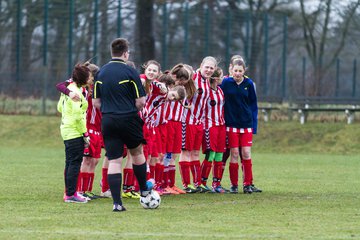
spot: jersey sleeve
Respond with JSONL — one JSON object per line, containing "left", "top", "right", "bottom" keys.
{"left": 248, "top": 80, "right": 258, "bottom": 134}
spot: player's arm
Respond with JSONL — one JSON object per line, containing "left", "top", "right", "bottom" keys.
{"left": 56, "top": 81, "right": 81, "bottom": 102}
{"left": 93, "top": 79, "right": 102, "bottom": 110}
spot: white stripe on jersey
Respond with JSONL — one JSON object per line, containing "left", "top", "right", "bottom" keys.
{"left": 182, "top": 72, "right": 211, "bottom": 125}
{"left": 165, "top": 100, "right": 185, "bottom": 122}
{"left": 204, "top": 86, "right": 225, "bottom": 129}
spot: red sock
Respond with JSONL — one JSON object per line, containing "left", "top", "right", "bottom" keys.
{"left": 123, "top": 168, "right": 134, "bottom": 191}
{"left": 82, "top": 172, "right": 90, "bottom": 192}
{"left": 179, "top": 161, "right": 190, "bottom": 188}
{"left": 190, "top": 160, "right": 201, "bottom": 187}
{"left": 200, "top": 160, "right": 212, "bottom": 185}
{"left": 168, "top": 165, "right": 176, "bottom": 187}
{"left": 155, "top": 163, "right": 164, "bottom": 186}
{"left": 76, "top": 172, "right": 84, "bottom": 192}
{"left": 133, "top": 177, "right": 140, "bottom": 192}
{"left": 162, "top": 166, "right": 169, "bottom": 188}
{"left": 212, "top": 161, "right": 222, "bottom": 188}
{"left": 241, "top": 159, "right": 253, "bottom": 186}
{"left": 229, "top": 162, "right": 239, "bottom": 187}
{"left": 101, "top": 168, "right": 109, "bottom": 193}
{"left": 149, "top": 165, "right": 155, "bottom": 180}
{"left": 88, "top": 172, "right": 94, "bottom": 192}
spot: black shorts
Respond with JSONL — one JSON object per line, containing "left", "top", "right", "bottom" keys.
{"left": 101, "top": 113, "right": 146, "bottom": 160}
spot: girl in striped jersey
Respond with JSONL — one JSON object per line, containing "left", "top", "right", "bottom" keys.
{"left": 179, "top": 57, "right": 217, "bottom": 193}
{"left": 161, "top": 64, "right": 194, "bottom": 194}
{"left": 122, "top": 60, "right": 161, "bottom": 198}
{"left": 200, "top": 67, "right": 228, "bottom": 193}
{"left": 142, "top": 73, "right": 186, "bottom": 195}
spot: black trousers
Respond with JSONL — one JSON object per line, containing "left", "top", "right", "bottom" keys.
{"left": 64, "top": 137, "right": 84, "bottom": 196}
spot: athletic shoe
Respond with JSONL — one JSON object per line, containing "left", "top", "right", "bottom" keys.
{"left": 229, "top": 185, "right": 239, "bottom": 194}
{"left": 243, "top": 185, "right": 253, "bottom": 194}
{"left": 197, "top": 184, "right": 211, "bottom": 193}
{"left": 77, "top": 192, "right": 91, "bottom": 201}
{"left": 113, "top": 204, "right": 126, "bottom": 212}
{"left": 250, "top": 184, "right": 262, "bottom": 193}
{"left": 122, "top": 191, "right": 141, "bottom": 199}
{"left": 184, "top": 184, "right": 198, "bottom": 193}
{"left": 64, "top": 194, "right": 88, "bottom": 203}
{"left": 170, "top": 185, "right": 186, "bottom": 194}
{"left": 154, "top": 186, "right": 170, "bottom": 196}
{"left": 140, "top": 179, "right": 155, "bottom": 197}
{"left": 164, "top": 186, "right": 179, "bottom": 195}
{"left": 212, "top": 185, "right": 226, "bottom": 193}
{"left": 100, "top": 189, "right": 112, "bottom": 198}
{"left": 84, "top": 192, "right": 100, "bottom": 200}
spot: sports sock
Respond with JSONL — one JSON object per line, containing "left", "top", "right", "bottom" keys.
{"left": 88, "top": 172, "right": 94, "bottom": 192}
{"left": 200, "top": 159, "right": 212, "bottom": 185}
{"left": 229, "top": 162, "right": 239, "bottom": 187}
{"left": 162, "top": 165, "right": 169, "bottom": 188}
{"left": 241, "top": 159, "right": 253, "bottom": 186}
{"left": 108, "top": 173, "right": 122, "bottom": 205}
{"left": 82, "top": 172, "right": 90, "bottom": 192}
{"left": 179, "top": 161, "right": 190, "bottom": 188}
{"left": 101, "top": 168, "right": 109, "bottom": 193}
{"left": 123, "top": 168, "right": 134, "bottom": 192}
{"left": 76, "top": 172, "right": 84, "bottom": 192}
{"left": 212, "top": 161, "right": 223, "bottom": 188}
{"left": 190, "top": 160, "right": 201, "bottom": 187}
{"left": 155, "top": 163, "right": 164, "bottom": 186}
{"left": 149, "top": 164, "right": 155, "bottom": 179}
{"left": 132, "top": 162, "right": 148, "bottom": 192}
{"left": 168, "top": 164, "right": 176, "bottom": 187}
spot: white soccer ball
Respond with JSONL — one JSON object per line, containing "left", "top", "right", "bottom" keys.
{"left": 140, "top": 190, "right": 161, "bottom": 209}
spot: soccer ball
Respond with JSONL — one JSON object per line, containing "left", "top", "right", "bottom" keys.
{"left": 140, "top": 190, "right": 161, "bottom": 209}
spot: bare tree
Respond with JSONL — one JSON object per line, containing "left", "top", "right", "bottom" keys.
{"left": 299, "top": 0, "right": 360, "bottom": 96}
{"left": 136, "top": 0, "right": 155, "bottom": 62}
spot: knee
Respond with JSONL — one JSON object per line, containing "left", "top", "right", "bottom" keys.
{"left": 241, "top": 150, "right": 251, "bottom": 160}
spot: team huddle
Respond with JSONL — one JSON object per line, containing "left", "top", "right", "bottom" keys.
{"left": 57, "top": 38, "right": 261, "bottom": 212}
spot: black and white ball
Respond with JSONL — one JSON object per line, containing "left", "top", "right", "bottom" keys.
{"left": 140, "top": 190, "right": 161, "bottom": 209}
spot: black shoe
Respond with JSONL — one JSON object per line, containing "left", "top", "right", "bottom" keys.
{"left": 229, "top": 185, "right": 238, "bottom": 194}
{"left": 243, "top": 185, "right": 253, "bottom": 194}
{"left": 197, "top": 184, "right": 211, "bottom": 193}
{"left": 184, "top": 186, "right": 198, "bottom": 193}
{"left": 113, "top": 204, "right": 126, "bottom": 212}
{"left": 250, "top": 184, "right": 262, "bottom": 193}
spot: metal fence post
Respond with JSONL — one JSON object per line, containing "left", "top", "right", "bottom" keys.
{"left": 162, "top": 3, "right": 168, "bottom": 70}
{"left": 282, "top": 15, "right": 287, "bottom": 100}
{"left": 16, "top": 0, "right": 22, "bottom": 82}
{"left": 68, "top": 0, "right": 74, "bottom": 77}
{"left": 117, "top": 0, "right": 122, "bottom": 37}
{"left": 93, "top": 0, "right": 98, "bottom": 64}
{"left": 183, "top": 0, "right": 189, "bottom": 62}
{"left": 225, "top": 8, "right": 231, "bottom": 69}
{"left": 42, "top": 0, "right": 48, "bottom": 115}
{"left": 352, "top": 59, "right": 357, "bottom": 97}
{"left": 335, "top": 58, "right": 340, "bottom": 97}
{"left": 263, "top": 12, "right": 269, "bottom": 96}
{"left": 204, "top": 4, "right": 210, "bottom": 56}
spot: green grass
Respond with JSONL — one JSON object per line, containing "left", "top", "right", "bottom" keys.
{"left": 0, "top": 115, "right": 359, "bottom": 239}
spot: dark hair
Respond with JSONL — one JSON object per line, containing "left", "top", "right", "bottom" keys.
{"left": 173, "top": 85, "right": 186, "bottom": 100}
{"left": 111, "top": 38, "right": 129, "bottom": 57}
{"left": 158, "top": 73, "right": 175, "bottom": 87}
{"left": 142, "top": 60, "right": 161, "bottom": 94}
{"left": 72, "top": 64, "right": 90, "bottom": 87}
{"left": 83, "top": 61, "right": 99, "bottom": 76}
{"left": 210, "top": 67, "right": 223, "bottom": 84}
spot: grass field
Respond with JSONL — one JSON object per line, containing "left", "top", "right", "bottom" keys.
{"left": 0, "top": 115, "right": 359, "bottom": 239}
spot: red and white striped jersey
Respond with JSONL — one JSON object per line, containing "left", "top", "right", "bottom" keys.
{"left": 164, "top": 100, "right": 185, "bottom": 122}
{"left": 182, "top": 72, "right": 211, "bottom": 125}
{"left": 143, "top": 80, "right": 167, "bottom": 127}
{"left": 86, "top": 91, "right": 102, "bottom": 131}
{"left": 203, "top": 86, "right": 225, "bottom": 129}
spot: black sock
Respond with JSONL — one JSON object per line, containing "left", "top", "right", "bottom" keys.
{"left": 108, "top": 173, "right": 122, "bottom": 205}
{"left": 133, "top": 162, "right": 147, "bottom": 191}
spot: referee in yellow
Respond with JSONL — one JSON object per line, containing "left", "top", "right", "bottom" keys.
{"left": 93, "top": 38, "right": 153, "bottom": 212}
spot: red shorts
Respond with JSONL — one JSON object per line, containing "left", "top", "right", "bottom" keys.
{"left": 226, "top": 127, "right": 253, "bottom": 148}
{"left": 202, "top": 125, "right": 226, "bottom": 153}
{"left": 84, "top": 129, "right": 102, "bottom": 158}
{"left": 183, "top": 123, "right": 203, "bottom": 151}
{"left": 143, "top": 125, "right": 153, "bottom": 159}
{"left": 150, "top": 127, "right": 162, "bottom": 157}
{"left": 166, "top": 121, "right": 182, "bottom": 154}
{"left": 158, "top": 123, "right": 168, "bottom": 154}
